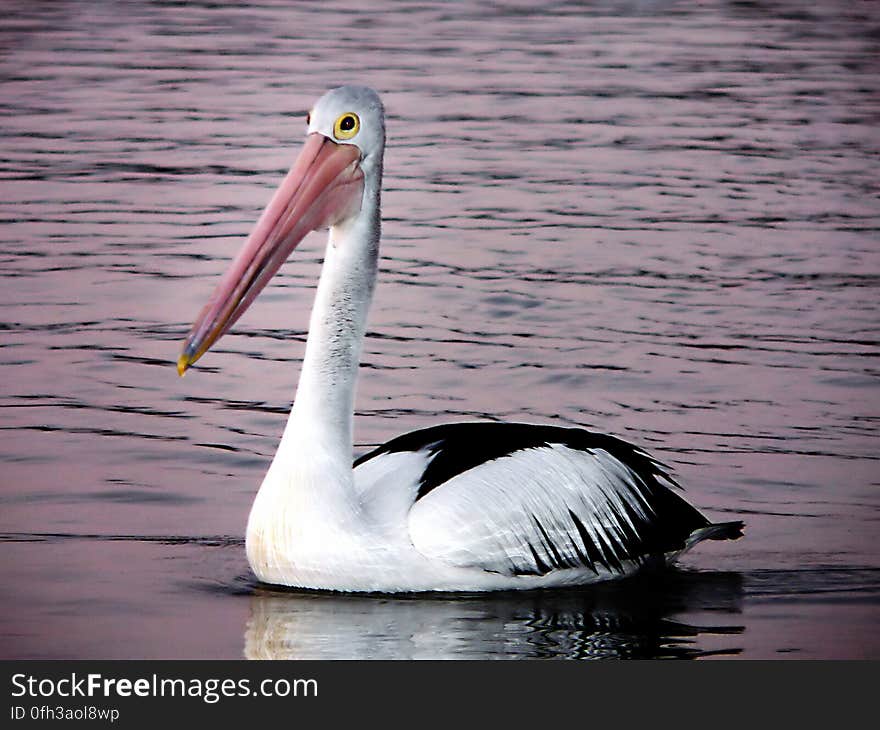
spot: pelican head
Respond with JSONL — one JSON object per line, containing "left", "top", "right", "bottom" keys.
{"left": 177, "top": 85, "right": 386, "bottom": 375}
{"left": 307, "top": 85, "right": 386, "bottom": 180}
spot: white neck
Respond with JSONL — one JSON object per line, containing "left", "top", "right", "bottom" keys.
{"left": 245, "top": 190, "right": 382, "bottom": 581}
{"left": 271, "top": 165, "right": 381, "bottom": 489}
{"left": 290, "top": 215, "right": 378, "bottom": 455}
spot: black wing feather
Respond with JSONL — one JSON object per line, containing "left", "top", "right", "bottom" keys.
{"left": 357, "top": 422, "right": 743, "bottom": 577}
{"left": 355, "top": 422, "right": 673, "bottom": 500}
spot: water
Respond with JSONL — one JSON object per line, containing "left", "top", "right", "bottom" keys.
{"left": 1, "top": 0, "right": 878, "bottom": 659}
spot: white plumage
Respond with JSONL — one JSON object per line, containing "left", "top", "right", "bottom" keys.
{"left": 408, "top": 445, "right": 658, "bottom": 576}
{"left": 179, "top": 86, "right": 743, "bottom": 592}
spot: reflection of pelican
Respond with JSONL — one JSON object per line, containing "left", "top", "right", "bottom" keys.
{"left": 244, "top": 571, "right": 744, "bottom": 659}
{"left": 179, "top": 85, "right": 743, "bottom": 592}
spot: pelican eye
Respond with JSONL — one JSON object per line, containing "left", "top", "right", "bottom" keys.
{"left": 333, "top": 112, "right": 360, "bottom": 140}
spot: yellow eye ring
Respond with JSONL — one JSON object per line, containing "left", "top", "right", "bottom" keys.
{"left": 333, "top": 112, "right": 360, "bottom": 140}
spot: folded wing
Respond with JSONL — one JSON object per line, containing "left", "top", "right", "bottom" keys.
{"left": 355, "top": 423, "right": 738, "bottom": 578}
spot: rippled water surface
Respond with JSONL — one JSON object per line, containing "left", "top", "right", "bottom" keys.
{"left": 1, "top": 0, "right": 878, "bottom": 659}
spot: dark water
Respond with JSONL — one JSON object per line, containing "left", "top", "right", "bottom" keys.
{"left": 1, "top": 0, "right": 878, "bottom": 659}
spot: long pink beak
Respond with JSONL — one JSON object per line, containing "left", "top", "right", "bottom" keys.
{"left": 178, "top": 133, "right": 364, "bottom": 375}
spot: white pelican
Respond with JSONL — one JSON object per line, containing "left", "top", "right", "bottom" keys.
{"left": 178, "top": 85, "right": 743, "bottom": 592}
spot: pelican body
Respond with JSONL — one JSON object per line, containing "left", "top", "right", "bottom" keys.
{"left": 178, "top": 86, "right": 742, "bottom": 592}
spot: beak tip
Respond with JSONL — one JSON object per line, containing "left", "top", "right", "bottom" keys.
{"left": 177, "top": 354, "right": 190, "bottom": 377}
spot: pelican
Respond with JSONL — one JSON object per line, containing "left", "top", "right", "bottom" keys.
{"left": 178, "top": 85, "right": 743, "bottom": 592}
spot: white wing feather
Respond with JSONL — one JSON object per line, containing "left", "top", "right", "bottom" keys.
{"left": 407, "top": 445, "right": 659, "bottom": 576}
